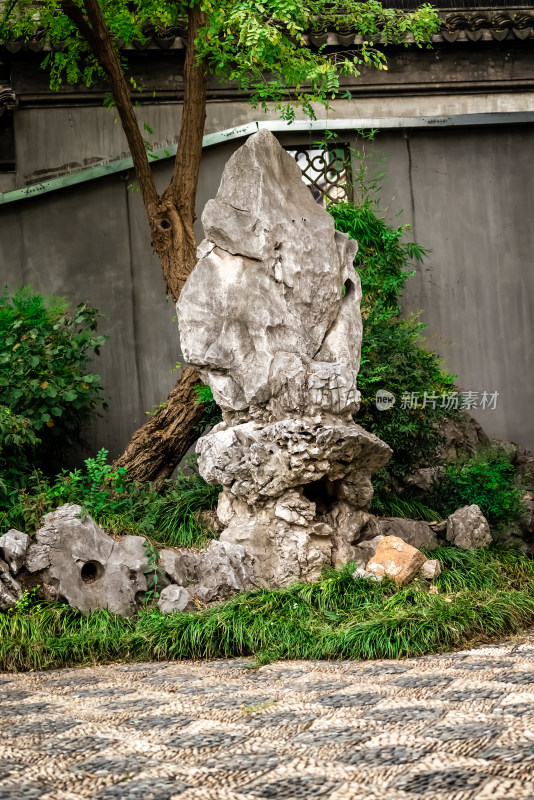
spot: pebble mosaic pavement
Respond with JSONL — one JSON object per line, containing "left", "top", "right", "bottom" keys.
{"left": 1, "top": 636, "right": 534, "bottom": 800}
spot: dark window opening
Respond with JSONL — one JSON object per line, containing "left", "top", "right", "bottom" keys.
{"left": 0, "top": 109, "right": 15, "bottom": 173}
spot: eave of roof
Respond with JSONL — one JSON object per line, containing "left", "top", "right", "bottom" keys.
{"left": 1, "top": 6, "right": 534, "bottom": 53}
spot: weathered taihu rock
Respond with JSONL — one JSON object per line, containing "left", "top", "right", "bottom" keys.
{"left": 159, "top": 540, "right": 253, "bottom": 604}
{"left": 23, "top": 504, "right": 150, "bottom": 616}
{"left": 0, "top": 557, "right": 22, "bottom": 610}
{"left": 0, "top": 529, "right": 30, "bottom": 574}
{"left": 446, "top": 504, "right": 492, "bottom": 549}
{"left": 178, "top": 129, "right": 391, "bottom": 588}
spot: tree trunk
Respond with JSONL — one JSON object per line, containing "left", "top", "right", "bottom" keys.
{"left": 62, "top": 0, "right": 210, "bottom": 481}
{"left": 151, "top": 3, "right": 207, "bottom": 303}
{"left": 114, "top": 5, "right": 210, "bottom": 482}
{"left": 112, "top": 367, "right": 205, "bottom": 484}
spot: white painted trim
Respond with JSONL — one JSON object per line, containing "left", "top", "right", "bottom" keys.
{"left": 2, "top": 111, "right": 534, "bottom": 205}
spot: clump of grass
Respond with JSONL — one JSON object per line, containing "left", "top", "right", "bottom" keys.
{"left": 0, "top": 449, "right": 221, "bottom": 549}
{"left": 371, "top": 492, "right": 443, "bottom": 523}
{"left": 149, "top": 476, "right": 221, "bottom": 548}
{"left": 2, "top": 544, "right": 534, "bottom": 672}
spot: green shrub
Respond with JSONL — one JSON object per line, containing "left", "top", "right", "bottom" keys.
{"left": 0, "top": 286, "right": 106, "bottom": 493}
{"left": 0, "top": 448, "right": 221, "bottom": 548}
{"left": 430, "top": 447, "right": 527, "bottom": 530}
{"left": 328, "top": 200, "right": 456, "bottom": 479}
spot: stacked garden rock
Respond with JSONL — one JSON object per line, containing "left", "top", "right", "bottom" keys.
{"left": 177, "top": 129, "right": 392, "bottom": 589}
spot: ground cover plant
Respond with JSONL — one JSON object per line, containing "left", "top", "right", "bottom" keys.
{"left": 2, "top": 544, "right": 533, "bottom": 672}
{"left": 429, "top": 446, "right": 527, "bottom": 531}
{"left": 0, "top": 449, "right": 220, "bottom": 549}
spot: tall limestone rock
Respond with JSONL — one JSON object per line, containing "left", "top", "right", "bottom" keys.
{"left": 178, "top": 129, "right": 391, "bottom": 587}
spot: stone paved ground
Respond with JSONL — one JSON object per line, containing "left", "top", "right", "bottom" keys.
{"left": 1, "top": 635, "right": 534, "bottom": 800}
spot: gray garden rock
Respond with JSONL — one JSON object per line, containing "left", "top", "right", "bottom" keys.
{"left": 446, "top": 504, "right": 492, "bottom": 549}
{"left": 403, "top": 467, "right": 444, "bottom": 492}
{"left": 159, "top": 540, "right": 253, "bottom": 602}
{"left": 23, "top": 504, "right": 150, "bottom": 616}
{"left": 0, "top": 557, "right": 23, "bottom": 610}
{"left": 378, "top": 518, "right": 439, "bottom": 551}
{"left": 352, "top": 535, "right": 385, "bottom": 567}
{"left": 157, "top": 585, "right": 192, "bottom": 614}
{"left": 352, "top": 565, "right": 383, "bottom": 582}
{"left": 519, "top": 497, "right": 534, "bottom": 536}
{"left": 159, "top": 548, "right": 201, "bottom": 586}
{"left": 438, "top": 413, "right": 489, "bottom": 462}
{"left": 178, "top": 129, "right": 391, "bottom": 588}
{"left": 191, "top": 541, "right": 253, "bottom": 603}
{"left": 419, "top": 559, "right": 442, "bottom": 580}
{"left": 0, "top": 529, "right": 30, "bottom": 574}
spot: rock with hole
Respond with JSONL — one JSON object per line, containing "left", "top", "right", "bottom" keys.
{"left": 178, "top": 129, "right": 391, "bottom": 588}
{"left": 23, "top": 504, "right": 150, "bottom": 616}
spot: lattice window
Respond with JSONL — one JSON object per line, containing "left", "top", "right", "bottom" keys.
{"left": 288, "top": 145, "right": 352, "bottom": 206}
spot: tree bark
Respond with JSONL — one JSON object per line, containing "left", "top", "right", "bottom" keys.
{"left": 154, "top": 3, "right": 207, "bottom": 302}
{"left": 112, "top": 367, "right": 205, "bottom": 484}
{"left": 61, "top": 1, "right": 210, "bottom": 481}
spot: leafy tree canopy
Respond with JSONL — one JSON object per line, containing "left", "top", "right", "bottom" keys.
{"left": 1, "top": 0, "right": 440, "bottom": 118}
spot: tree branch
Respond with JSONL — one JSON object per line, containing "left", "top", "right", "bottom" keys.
{"left": 166, "top": 3, "right": 207, "bottom": 220}
{"left": 60, "top": 0, "right": 159, "bottom": 214}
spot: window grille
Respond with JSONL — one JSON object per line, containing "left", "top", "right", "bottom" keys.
{"left": 288, "top": 145, "right": 352, "bottom": 205}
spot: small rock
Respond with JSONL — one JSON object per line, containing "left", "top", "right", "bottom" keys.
{"left": 419, "top": 559, "right": 442, "bottom": 580}
{"left": 378, "top": 518, "right": 438, "bottom": 551}
{"left": 404, "top": 467, "right": 444, "bottom": 492}
{"left": 519, "top": 498, "right": 534, "bottom": 537}
{"left": 159, "top": 548, "right": 201, "bottom": 586}
{"left": 0, "top": 529, "right": 30, "bottom": 574}
{"left": 352, "top": 566, "right": 383, "bottom": 583}
{"left": 366, "top": 536, "right": 427, "bottom": 585}
{"left": 0, "top": 557, "right": 23, "bottom": 610}
{"left": 192, "top": 540, "right": 253, "bottom": 603}
{"left": 160, "top": 540, "right": 253, "bottom": 603}
{"left": 438, "top": 414, "right": 489, "bottom": 462}
{"left": 510, "top": 446, "right": 534, "bottom": 488}
{"left": 157, "top": 585, "right": 192, "bottom": 614}
{"left": 446, "top": 505, "right": 492, "bottom": 549}
{"left": 429, "top": 585, "right": 439, "bottom": 594}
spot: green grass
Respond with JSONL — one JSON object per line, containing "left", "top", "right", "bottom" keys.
{"left": 2, "top": 545, "right": 534, "bottom": 673}
{"left": 0, "top": 452, "right": 221, "bottom": 550}
{"left": 371, "top": 492, "right": 444, "bottom": 523}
